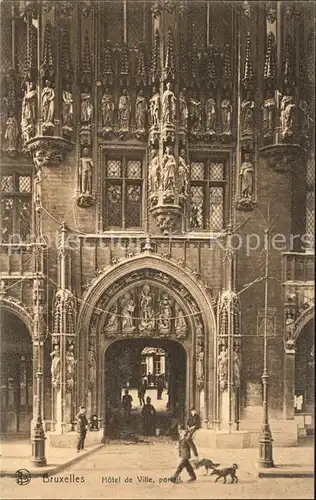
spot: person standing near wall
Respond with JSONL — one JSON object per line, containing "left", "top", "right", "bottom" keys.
{"left": 76, "top": 405, "right": 89, "bottom": 452}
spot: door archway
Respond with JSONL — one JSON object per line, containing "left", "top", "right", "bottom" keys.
{"left": 0, "top": 308, "right": 33, "bottom": 435}
{"left": 77, "top": 254, "right": 216, "bottom": 428}
{"left": 294, "top": 318, "right": 314, "bottom": 414}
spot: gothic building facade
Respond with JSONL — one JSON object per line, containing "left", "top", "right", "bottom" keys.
{"left": 0, "top": 1, "right": 314, "bottom": 446}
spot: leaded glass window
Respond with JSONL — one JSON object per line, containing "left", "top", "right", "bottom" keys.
{"left": 189, "top": 159, "right": 227, "bottom": 231}
{"left": 103, "top": 155, "right": 143, "bottom": 230}
{"left": 0, "top": 173, "right": 32, "bottom": 244}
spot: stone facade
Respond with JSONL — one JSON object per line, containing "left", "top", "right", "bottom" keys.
{"left": 0, "top": 1, "right": 314, "bottom": 445}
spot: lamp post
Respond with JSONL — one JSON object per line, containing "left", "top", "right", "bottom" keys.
{"left": 258, "top": 225, "right": 274, "bottom": 468}
{"left": 31, "top": 366, "right": 47, "bottom": 466}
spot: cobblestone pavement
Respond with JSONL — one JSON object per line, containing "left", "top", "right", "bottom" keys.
{"left": 1, "top": 438, "right": 314, "bottom": 499}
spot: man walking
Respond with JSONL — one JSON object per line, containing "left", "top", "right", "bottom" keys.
{"left": 170, "top": 426, "right": 197, "bottom": 483}
{"left": 76, "top": 405, "right": 89, "bottom": 452}
{"left": 186, "top": 407, "right": 200, "bottom": 462}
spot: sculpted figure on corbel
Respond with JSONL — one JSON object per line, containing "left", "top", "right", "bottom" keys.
{"left": 135, "top": 89, "right": 148, "bottom": 138}
{"left": 66, "top": 341, "right": 77, "bottom": 392}
{"left": 196, "top": 331, "right": 205, "bottom": 388}
{"left": 262, "top": 87, "right": 276, "bottom": 141}
{"left": 162, "top": 145, "right": 176, "bottom": 201}
{"left": 237, "top": 152, "right": 256, "bottom": 211}
{"left": 121, "top": 293, "right": 136, "bottom": 334}
{"left": 204, "top": 93, "right": 216, "bottom": 139}
{"left": 218, "top": 341, "right": 228, "bottom": 392}
{"left": 220, "top": 91, "right": 233, "bottom": 141}
{"left": 50, "top": 341, "right": 61, "bottom": 389}
{"left": 21, "top": 81, "right": 37, "bottom": 145}
{"left": 280, "top": 93, "right": 296, "bottom": 142}
{"left": 149, "top": 87, "right": 160, "bottom": 128}
{"left": 77, "top": 146, "right": 94, "bottom": 207}
{"left": 175, "top": 303, "right": 188, "bottom": 338}
{"left": 88, "top": 339, "right": 97, "bottom": 388}
{"left": 162, "top": 82, "right": 176, "bottom": 125}
{"left": 42, "top": 80, "right": 55, "bottom": 132}
{"left": 188, "top": 91, "right": 203, "bottom": 138}
{"left": 158, "top": 293, "right": 172, "bottom": 335}
{"left": 178, "top": 149, "right": 189, "bottom": 198}
{"left": 241, "top": 91, "right": 255, "bottom": 137}
{"left": 101, "top": 87, "right": 115, "bottom": 134}
{"left": 62, "top": 83, "right": 73, "bottom": 134}
{"left": 104, "top": 304, "right": 119, "bottom": 337}
{"left": 118, "top": 89, "right": 131, "bottom": 132}
{"left": 179, "top": 89, "right": 188, "bottom": 130}
{"left": 139, "top": 284, "right": 155, "bottom": 333}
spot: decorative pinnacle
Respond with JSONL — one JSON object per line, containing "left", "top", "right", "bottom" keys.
{"left": 144, "top": 234, "right": 153, "bottom": 253}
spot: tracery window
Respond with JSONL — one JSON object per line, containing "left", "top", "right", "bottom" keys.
{"left": 0, "top": 173, "right": 32, "bottom": 245}
{"left": 189, "top": 158, "right": 227, "bottom": 231}
{"left": 102, "top": 154, "right": 144, "bottom": 230}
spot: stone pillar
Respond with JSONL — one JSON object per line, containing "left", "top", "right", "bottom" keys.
{"left": 283, "top": 347, "right": 295, "bottom": 419}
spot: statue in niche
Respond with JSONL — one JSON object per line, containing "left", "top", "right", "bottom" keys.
{"left": 196, "top": 335, "right": 205, "bottom": 382}
{"left": 179, "top": 90, "right": 188, "bottom": 129}
{"left": 148, "top": 149, "right": 160, "bottom": 193}
{"left": 42, "top": 80, "right": 55, "bottom": 127}
{"left": 50, "top": 344, "right": 60, "bottom": 388}
{"left": 158, "top": 293, "right": 172, "bottom": 334}
{"left": 101, "top": 88, "right": 115, "bottom": 129}
{"left": 241, "top": 93, "right": 254, "bottom": 135}
{"left": 280, "top": 94, "right": 296, "bottom": 139}
{"left": 178, "top": 149, "right": 189, "bottom": 197}
{"left": 262, "top": 90, "right": 276, "bottom": 136}
{"left": 121, "top": 293, "right": 135, "bottom": 333}
{"left": 175, "top": 303, "right": 187, "bottom": 337}
{"left": 62, "top": 85, "right": 73, "bottom": 131}
{"left": 162, "top": 82, "right": 176, "bottom": 124}
{"left": 218, "top": 344, "right": 228, "bottom": 391}
{"left": 88, "top": 342, "right": 96, "bottom": 387}
{"left": 189, "top": 91, "right": 202, "bottom": 131}
{"left": 21, "top": 81, "right": 37, "bottom": 143}
{"left": 139, "top": 284, "right": 155, "bottom": 332}
{"left": 81, "top": 89, "right": 93, "bottom": 126}
{"left": 205, "top": 95, "right": 216, "bottom": 133}
{"left": 104, "top": 304, "right": 119, "bottom": 334}
{"left": 233, "top": 344, "right": 241, "bottom": 389}
{"left": 66, "top": 343, "right": 76, "bottom": 390}
{"left": 135, "top": 89, "right": 148, "bottom": 131}
{"left": 221, "top": 94, "right": 233, "bottom": 135}
{"left": 4, "top": 114, "right": 19, "bottom": 154}
{"left": 79, "top": 147, "right": 93, "bottom": 196}
{"left": 149, "top": 87, "right": 160, "bottom": 127}
{"left": 240, "top": 153, "right": 254, "bottom": 199}
{"left": 162, "top": 146, "right": 176, "bottom": 193}
{"left": 118, "top": 89, "right": 131, "bottom": 130}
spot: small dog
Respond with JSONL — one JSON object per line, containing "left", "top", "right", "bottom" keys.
{"left": 210, "top": 463, "right": 238, "bottom": 483}
{"left": 194, "top": 459, "right": 220, "bottom": 475}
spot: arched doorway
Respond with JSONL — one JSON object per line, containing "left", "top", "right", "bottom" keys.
{"left": 104, "top": 338, "right": 187, "bottom": 438}
{"left": 0, "top": 309, "right": 33, "bottom": 435}
{"left": 295, "top": 318, "right": 314, "bottom": 415}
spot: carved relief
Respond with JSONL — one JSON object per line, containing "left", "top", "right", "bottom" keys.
{"left": 158, "top": 292, "right": 172, "bottom": 335}
{"left": 139, "top": 285, "right": 155, "bottom": 332}
{"left": 104, "top": 304, "right": 119, "bottom": 335}
{"left": 121, "top": 293, "right": 136, "bottom": 333}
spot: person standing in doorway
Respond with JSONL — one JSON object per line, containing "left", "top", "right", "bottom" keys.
{"left": 76, "top": 405, "right": 89, "bottom": 452}
{"left": 186, "top": 407, "right": 200, "bottom": 462}
{"left": 138, "top": 378, "right": 146, "bottom": 406}
{"left": 122, "top": 389, "right": 133, "bottom": 421}
{"left": 157, "top": 375, "right": 164, "bottom": 400}
{"left": 170, "top": 425, "right": 197, "bottom": 483}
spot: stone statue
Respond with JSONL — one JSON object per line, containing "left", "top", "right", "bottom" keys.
{"left": 139, "top": 284, "right": 155, "bottom": 332}
{"left": 280, "top": 94, "right": 296, "bottom": 139}
{"left": 179, "top": 90, "right": 188, "bottom": 129}
{"left": 104, "top": 304, "right": 119, "bottom": 334}
{"left": 263, "top": 92, "right": 276, "bottom": 135}
{"left": 158, "top": 293, "right": 172, "bottom": 334}
{"left": 81, "top": 91, "right": 93, "bottom": 126}
{"left": 50, "top": 344, "right": 60, "bottom": 388}
{"left": 162, "top": 82, "right": 176, "bottom": 124}
{"left": 121, "top": 293, "right": 135, "bottom": 333}
{"left": 79, "top": 147, "right": 93, "bottom": 195}
{"left": 21, "top": 81, "right": 37, "bottom": 143}
{"left": 88, "top": 343, "right": 96, "bottom": 387}
{"left": 162, "top": 146, "right": 176, "bottom": 193}
{"left": 135, "top": 89, "right": 147, "bottom": 130}
{"left": 62, "top": 86, "right": 73, "bottom": 130}
{"left": 241, "top": 95, "right": 254, "bottom": 135}
{"left": 218, "top": 344, "right": 228, "bottom": 391}
{"left": 196, "top": 335, "right": 204, "bottom": 382}
{"left": 42, "top": 80, "right": 55, "bottom": 126}
{"left": 118, "top": 89, "right": 131, "bottom": 130}
{"left": 66, "top": 343, "right": 76, "bottom": 390}
{"left": 148, "top": 149, "right": 160, "bottom": 193}
{"left": 4, "top": 115, "right": 19, "bottom": 154}
{"left": 101, "top": 88, "right": 115, "bottom": 128}
{"left": 178, "top": 149, "right": 189, "bottom": 197}
{"left": 189, "top": 92, "right": 202, "bottom": 131}
{"left": 221, "top": 96, "right": 232, "bottom": 135}
{"left": 149, "top": 87, "right": 160, "bottom": 127}
{"left": 240, "top": 153, "right": 254, "bottom": 199}
{"left": 175, "top": 303, "right": 187, "bottom": 336}
{"left": 205, "top": 96, "right": 216, "bottom": 133}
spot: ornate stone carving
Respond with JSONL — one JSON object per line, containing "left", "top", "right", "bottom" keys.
{"left": 220, "top": 93, "right": 233, "bottom": 141}
{"left": 21, "top": 81, "right": 37, "bottom": 145}
{"left": 41, "top": 21, "right": 55, "bottom": 80}
{"left": 149, "top": 87, "right": 160, "bottom": 129}
{"left": 179, "top": 90, "right": 188, "bottom": 130}
{"left": 189, "top": 92, "right": 202, "bottom": 137}
{"left": 102, "top": 40, "right": 114, "bottom": 87}
{"left": 148, "top": 148, "right": 160, "bottom": 199}
{"left": 175, "top": 303, "right": 187, "bottom": 338}
{"left": 101, "top": 88, "right": 115, "bottom": 132}
{"left": 119, "top": 43, "right": 130, "bottom": 88}
{"left": 280, "top": 94, "right": 296, "bottom": 141}
{"left": 163, "top": 26, "right": 175, "bottom": 81}
{"left": 62, "top": 85, "right": 73, "bottom": 134}
{"left": 155, "top": 207, "right": 181, "bottom": 235}
{"left": 121, "top": 293, "right": 136, "bottom": 334}
{"left": 150, "top": 29, "right": 160, "bottom": 84}
{"left": 4, "top": 115, "right": 19, "bottom": 157}
{"left": 196, "top": 330, "right": 204, "bottom": 388}
{"left": 27, "top": 136, "right": 73, "bottom": 168}
{"left": 162, "top": 146, "right": 176, "bottom": 199}
{"left": 237, "top": 153, "right": 256, "bottom": 211}
{"left": 118, "top": 89, "right": 131, "bottom": 132}
{"left": 139, "top": 285, "right": 155, "bottom": 332}
{"left": 77, "top": 147, "right": 94, "bottom": 207}
{"left": 88, "top": 340, "right": 96, "bottom": 388}
{"left": 241, "top": 95, "right": 254, "bottom": 137}
{"left": 218, "top": 342, "right": 228, "bottom": 391}
{"left": 162, "top": 82, "right": 176, "bottom": 125}
{"left": 205, "top": 94, "right": 216, "bottom": 139}
{"left": 266, "top": 2, "right": 277, "bottom": 23}
{"left": 158, "top": 293, "right": 172, "bottom": 335}
{"left": 50, "top": 343, "right": 61, "bottom": 389}
{"left": 135, "top": 89, "right": 148, "bottom": 137}
{"left": 178, "top": 149, "right": 189, "bottom": 198}
{"left": 42, "top": 80, "right": 55, "bottom": 132}
{"left": 66, "top": 341, "right": 76, "bottom": 392}
{"left": 104, "top": 304, "right": 119, "bottom": 335}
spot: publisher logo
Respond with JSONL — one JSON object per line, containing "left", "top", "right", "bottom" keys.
{"left": 15, "top": 469, "right": 31, "bottom": 486}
